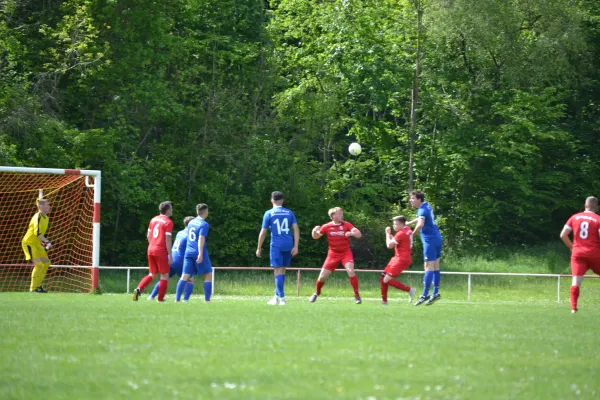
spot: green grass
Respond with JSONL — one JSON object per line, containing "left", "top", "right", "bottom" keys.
{"left": 2, "top": 291, "right": 600, "bottom": 399}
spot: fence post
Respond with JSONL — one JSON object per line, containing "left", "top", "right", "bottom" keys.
{"left": 212, "top": 268, "right": 215, "bottom": 295}
{"left": 557, "top": 275, "right": 560, "bottom": 303}
{"left": 296, "top": 269, "right": 301, "bottom": 297}
{"left": 467, "top": 273, "right": 471, "bottom": 301}
{"left": 126, "top": 268, "right": 130, "bottom": 294}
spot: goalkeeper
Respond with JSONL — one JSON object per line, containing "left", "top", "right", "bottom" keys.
{"left": 21, "top": 199, "right": 52, "bottom": 293}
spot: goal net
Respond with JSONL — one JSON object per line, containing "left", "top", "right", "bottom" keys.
{"left": 0, "top": 167, "right": 101, "bottom": 293}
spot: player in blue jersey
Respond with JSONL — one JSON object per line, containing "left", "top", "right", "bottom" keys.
{"left": 175, "top": 204, "right": 212, "bottom": 302}
{"left": 409, "top": 190, "right": 443, "bottom": 306}
{"left": 256, "top": 191, "right": 300, "bottom": 305}
{"left": 147, "top": 216, "right": 194, "bottom": 301}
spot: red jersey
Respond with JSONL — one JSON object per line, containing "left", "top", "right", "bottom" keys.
{"left": 393, "top": 226, "right": 413, "bottom": 258}
{"left": 320, "top": 221, "right": 357, "bottom": 253}
{"left": 566, "top": 211, "right": 600, "bottom": 258}
{"left": 147, "top": 215, "right": 174, "bottom": 256}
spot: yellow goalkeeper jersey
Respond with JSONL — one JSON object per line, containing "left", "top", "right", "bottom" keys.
{"left": 22, "top": 212, "right": 49, "bottom": 244}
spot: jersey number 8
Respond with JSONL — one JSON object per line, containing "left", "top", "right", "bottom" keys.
{"left": 580, "top": 221, "right": 589, "bottom": 239}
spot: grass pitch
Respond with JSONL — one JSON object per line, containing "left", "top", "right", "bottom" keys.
{"left": 1, "top": 292, "right": 599, "bottom": 400}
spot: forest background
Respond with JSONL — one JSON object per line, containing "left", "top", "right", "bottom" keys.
{"left": 1, "top": 0, "right": 599, "bottom": 270}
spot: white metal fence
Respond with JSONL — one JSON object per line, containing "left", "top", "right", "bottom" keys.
{"left": 98, "top": 266, "right": 598, "bottom": 302}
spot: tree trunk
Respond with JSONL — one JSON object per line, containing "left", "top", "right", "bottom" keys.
{"left": 408, "top": 0, "right": 423, "bottom": 193}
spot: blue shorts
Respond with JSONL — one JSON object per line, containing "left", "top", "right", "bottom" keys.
{"left": 270, "top": 247, "right": 292, "bottom": 268}
{"left": 182, "top": 256, "right": 213, "bottom": 276}
{"left": 422, "top": 237, "right": 443, "bottom": 262}
{"left": 170, "top": 258, "right": 183, "bottom": 277}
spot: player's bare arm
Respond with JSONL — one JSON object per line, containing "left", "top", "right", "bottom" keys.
{"left": 37, "top": 233, "right": 50, "bottom": 245}
{"left": 165, "top": 233, "right": 173, "bottom": 264}
{"left": 345, "top": 228, "right": 362, "bottom": 239}
{"left": 412, "top": 218, "right": 425, "bottom": 236}
{"left": 292, "top": 223, "right": 300, "bottom": 256}
{"left": 197, "top": 235, "right": 205, "bottom": 264}
{"left": 385, "top": 227, "right": 397, "bottom": 249}
{"left": 560, "top": 225, "right": 573, "bottom": 250}
{"left": 256, "top": 228, "right": 268, "bottom": 257}
{"left": 406, "top": 218, "right": 419, "bottom": 226}
{"left": 312, "top": 225, "right": 322, "bottom": 239}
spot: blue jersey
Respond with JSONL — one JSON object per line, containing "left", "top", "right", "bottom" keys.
{"left": 171, "top": 228, "right": 188, "bottom": 264}
{"left": 262, "top": 206, "right": 297, "bottom": 251}
{"left": 417, "top": 202, "right": 442, "bottom": 240}
{"left": 184, "top": 217, "right": 210, "bottom": 259}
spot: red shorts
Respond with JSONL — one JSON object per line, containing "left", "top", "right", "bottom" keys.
{"left": 384, "top": 257, "right": 411, "bottom": 278}
{"left": 148, "top": 253, "right": 170, "bottom": 275}
{"left": 322, "top": 250, "right": 354, "bottom": 271}
{"left": 571, "top": 255, "right": 600, "bottom": 276}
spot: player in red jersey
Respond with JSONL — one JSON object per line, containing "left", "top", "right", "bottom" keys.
{"left": 560, "top": 196, "right": 600, "bottom": 313}
{"left": 132, "top": 201, "right": 174, "bottom": 302}
{"left": 381, "top": 216, "right": 417, "bottom": 305}
{"left": 310, "top": 207, "right": 363, "bottom": 304}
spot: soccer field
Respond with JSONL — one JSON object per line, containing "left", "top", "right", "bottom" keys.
{"left": 1, "top": 294, "right": 599, "bottom": 400}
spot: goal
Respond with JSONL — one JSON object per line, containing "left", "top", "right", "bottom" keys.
{"left": 0, "top": 167, "right": 101, "bottom": 293}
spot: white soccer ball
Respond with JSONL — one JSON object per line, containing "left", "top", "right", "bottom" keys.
{"left": 348, "top": 142, "right": 362, "bottom": 156}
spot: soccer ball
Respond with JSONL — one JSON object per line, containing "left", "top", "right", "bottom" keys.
{"left": 348, "top": 142, "right": 362, "bottom": 156}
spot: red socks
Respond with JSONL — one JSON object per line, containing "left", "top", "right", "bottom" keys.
{"left": 316, "top": 280, "right": 325, "bottom": 295}
{"left": 349, "top": 275, "right": 359, "bottom": 297}
{"left": 388, "top": 279, "right": 410, "bottom": 292}
{"left": 380, "top": 276, "right": 388, "bottom": 302}
{"left": 138, "top": 275, "right": 154, "bottom": 291}
{"left": 158, "top": 279, "right": 168, "bottom": 301}
{"left": 570, "top": 285, "right": 580, "bottom": 311}
{"left": 381, "top": 275, "right": 410, "bottom": 302}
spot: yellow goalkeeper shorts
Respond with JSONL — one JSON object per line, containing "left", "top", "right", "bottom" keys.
{"left": 22, "top": 240, "right": 47, "bottom": 261}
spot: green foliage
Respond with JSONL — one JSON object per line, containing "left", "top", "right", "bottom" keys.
{"left": 1, "top": 0, "right": 599, "bottom": 268}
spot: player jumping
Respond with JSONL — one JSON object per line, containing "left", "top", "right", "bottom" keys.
{"left": 256, "top": 191, "right": 299, "bottom": 306}
{"left": 147, "top": 216, "right": 194, "bottom": 300}
{"left": 381, "top": 216, "right": 416, "bottom": 305}
{"left": 133, "top": 201, "right": 174, "bottom": 302}
{"left": 175, "top": 203, "right": 212, "bottom": 303}
{"left": 22, "top": 199, "right": 52, "bottom": 293}
{"left": 310, "top": 207, "right": 362, "bottom": 304}
{"left": 560, "top": 196, "right": 600, "bottom": 313}
{"left": 409, "top": 190, "right": 443, "bottom": 306}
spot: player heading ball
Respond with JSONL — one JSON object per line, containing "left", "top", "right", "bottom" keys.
{"left": 310, "top": 207, "right": 363, "bottom": 304}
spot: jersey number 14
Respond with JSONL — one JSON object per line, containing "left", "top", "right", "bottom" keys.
{"left": 274, "top": 218, "right": 290, "bottom": 235}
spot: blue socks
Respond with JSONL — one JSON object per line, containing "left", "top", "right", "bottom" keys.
{"left": 422, "top": 270, "right": 434, "bottom": 297}
{"left": 149, "top": 281, "right": 160, "bottom": 299}
{"left": 204, "top": 282, "right": 212, "bottom": 302}
{"left": 175, "top": 279, "right": 187, "bottom": 301}
{"left": 433, "top": 271, "right": 441, "bottom": 295}
{"left": 275, "top": 274, "right": 286, "bottom": 298}
{"left": 183, "top": 282, "right": 194, "bottom": 301}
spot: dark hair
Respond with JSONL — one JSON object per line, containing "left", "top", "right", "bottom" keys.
{"left": 392, "top": 215, "right": 407, "bottom": 224}
{"left": 410, "top": 190, "right": 425, "bottom": 201}
{"left": 196, "top": 203, "right": 208, "bottom": 215}
{"left": 159, "top": 201, "right": 172, "bottom": 215}
{"left": 183, "top": 216, "right": 195, "bottom": 227}
{"left": 271, "top": 191, "right": 284, "bottom": 202}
